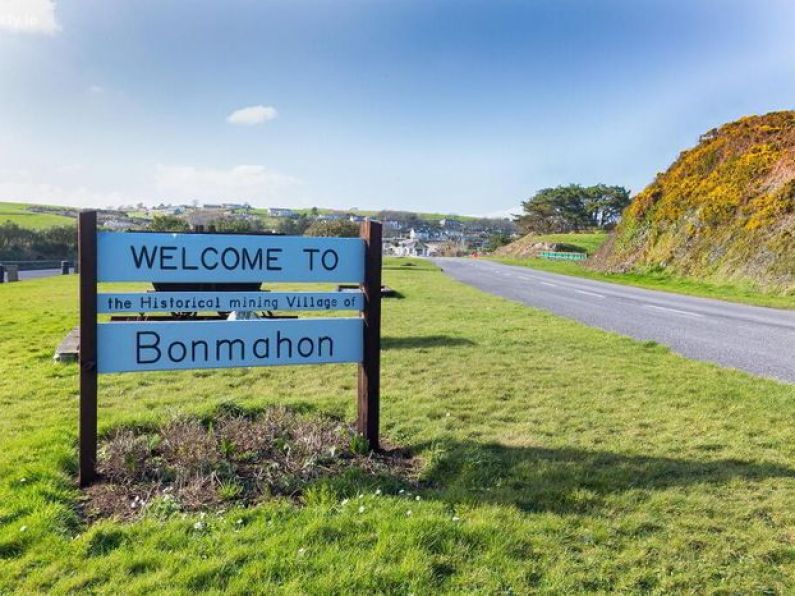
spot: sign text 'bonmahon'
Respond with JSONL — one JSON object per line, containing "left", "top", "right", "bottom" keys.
{"left": 98, "top": 318, "right": 363, "bottom": 373}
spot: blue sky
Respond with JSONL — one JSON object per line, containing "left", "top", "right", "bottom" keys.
{"left": 1, "top": 0, "right": 794, "bottom": 216}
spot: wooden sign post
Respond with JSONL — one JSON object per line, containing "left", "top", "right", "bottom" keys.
{"left": 77, "top": 212, "right": 382, "bottom": 486}
{"left": 78, "top": 211, "right": 98, "bottom": 487}
{"left": 358, "top": 220, "right": 381, "bottom": 451}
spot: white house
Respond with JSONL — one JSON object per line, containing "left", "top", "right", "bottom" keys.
{"left": 384, "top": 239, "right": 431, "bottom": 257}
{"left": 408, "top": 228, "right": 431, "bottom": 241}
{"left": 268, "top": 208, "right": 296, "bottom": 217}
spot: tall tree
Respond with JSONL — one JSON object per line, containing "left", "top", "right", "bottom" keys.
{"left": 277, "top": 214, "right": 310, "bottom": 235}
{"left": 583, "top": 184, "right": 631, "bottom": 228}
{"left": 304, "top": 220, "right": 359, "bottom": 237}
{"left": 516, "top": 184, "right": 630, "bottom": 234}
{"left": 149, "top": 214, "right": 190, "bottom": 232}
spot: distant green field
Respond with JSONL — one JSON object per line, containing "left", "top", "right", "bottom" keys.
{"left": 4, "top": 261, "right": 795, "bottom": 591}
{"left": 0, "top": 202, "right": 75, "bottom": 229}
{"left": 279, "top": 208, "right": 480, "bottom": 222}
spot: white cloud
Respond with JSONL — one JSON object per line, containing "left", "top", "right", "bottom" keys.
{"left": 88, "top": 84, "right": 105, "bottom": 94}
{"left": 155, "top": 164, "right": 299, "bottom": 202}
{"left": 0, "top": 0, "right": 59, "bottom": 35}
{"left": 0, "top": 170, "right": 129, "bottom": 208}
{"left": 226, "top": 105, "right": 278, "bottom": 126}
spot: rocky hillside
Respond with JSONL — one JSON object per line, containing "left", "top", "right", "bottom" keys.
{"left": 596, "top": 111, "right": 795, "bottom": 292}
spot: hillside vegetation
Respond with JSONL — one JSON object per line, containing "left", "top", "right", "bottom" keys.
{"left": 597, "top": 111, "right": 795, "bottom": 293}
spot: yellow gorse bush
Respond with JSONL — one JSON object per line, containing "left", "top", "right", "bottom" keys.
{"left": 602, "top": 111, "right": 795, "bottom": 292}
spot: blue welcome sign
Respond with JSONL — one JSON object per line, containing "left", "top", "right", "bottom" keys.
{"left": 97, "top": 231, "right": 365, "bottom": 282}
{"left": 78, "top": 213, "right": 383, "bottom": 486}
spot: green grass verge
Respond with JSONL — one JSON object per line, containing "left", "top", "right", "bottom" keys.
{"left": 490, "top": 256, "right": 795, "bottom": 310}
{"left": 2, "top": 261, "right": 795, "bottom": 591}
{"left": 0, "top": 202, "right": 75, "bottom": 229}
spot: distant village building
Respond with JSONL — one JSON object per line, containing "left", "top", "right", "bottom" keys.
{"left": 408, "top": 228, "right": 426, "bottom": 241}
{"left": 439, "top": 218, "right": 462, "bottom": 230}
{"left": 383, "top": 238, "right": 433, "bottom": 258}
{"left": 268, "top": 208, "right": 296, "bottom": 217}
{"left": 151, "top": 206, "right": 183, "bottom": 216}
{"left": 187, "top": 210, "right": 221, "bottom": 228}
{"left": 102, "top": 218, "right": 136, "bottom": 230}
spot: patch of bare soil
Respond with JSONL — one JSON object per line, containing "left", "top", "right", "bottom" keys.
{"left": 80, "top": 406, "right": 418, "bottom": 522}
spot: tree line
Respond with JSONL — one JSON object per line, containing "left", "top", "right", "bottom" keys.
{"left": 516, "top": 184, "right": 630, "bottom": 234}
{"left": 0, "top": 222, "right": 77, "bottom": 261}
{"left": 149, "top": 214, "right": 360, "bottom": 237}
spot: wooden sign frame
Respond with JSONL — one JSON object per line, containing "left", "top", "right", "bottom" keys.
{"left": 77, "top": 211, "right": 382, "bottom": 486}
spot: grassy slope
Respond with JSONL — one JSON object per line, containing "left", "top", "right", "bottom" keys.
{"left": 519, "top": 232, "right": 608, "bottom": 255}
{"left": 3, "top": 263, "right": 795, "bottom": 591}
{"left": 0, "top": 202, "right": 75, "bottom": 229}
{"left": 490, "top": 255, "right": 795, "bottom": 309}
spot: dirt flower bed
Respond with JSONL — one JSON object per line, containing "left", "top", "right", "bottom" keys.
{"left": 81, "top": 406, "right": 417, "bottom": 521}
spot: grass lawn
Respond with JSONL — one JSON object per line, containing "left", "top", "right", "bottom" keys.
{"left": 3, "top": 260, "right": 795, "bottom": 591}
{"left": 0, "top": 202, "right": 75, "bottom": 229}
{"left": 490, "top": 256, "right": 795, "bottom": 310}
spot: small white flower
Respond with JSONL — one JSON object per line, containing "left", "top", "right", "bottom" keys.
{"left": 19, "top": 478, "right": 27, "bottom": 484}
{"left": 193, "top": 521, "right": 205, "bottom": 530}
{"left": 19, "top": 526, "right": 27, "bottom": 533}
{"left": 358, "top": 505, "right": 365, "bottom": 514}
{"left": 399, "top": 489, "right": 405, "bottom": 495}
{"left": 375, "top": 489, "right": 382, "bottom": 496}
{"left": 297, "top": 547, "right": 306, "bottom": 556}
{"left": 452, "top": 516, "right": 461, "bottom": 522}
{"left": 415, "top": 495, "right": 421, "bottom": 501}
{"left": 446, "top": 412, "right": 451, "bottom": 417}
{"left": 341, "top": 498, "right": 349, "bottom": 506}
{"left": 406, "top": 510, "right": 412, "bottom": 516}
{"left": 236, "top": 519, "right": 244, "bottom": 525}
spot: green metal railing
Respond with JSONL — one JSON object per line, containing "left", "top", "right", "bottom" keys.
{"left": 538, "top": 251, "right": 587, "bottom": 261}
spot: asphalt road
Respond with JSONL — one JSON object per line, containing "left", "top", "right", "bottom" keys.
{"left": 434, "top": 258, "right": 795, "bottom": 384}
{"left": 17, "top": 268, "right": 66, "bottom": 280}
